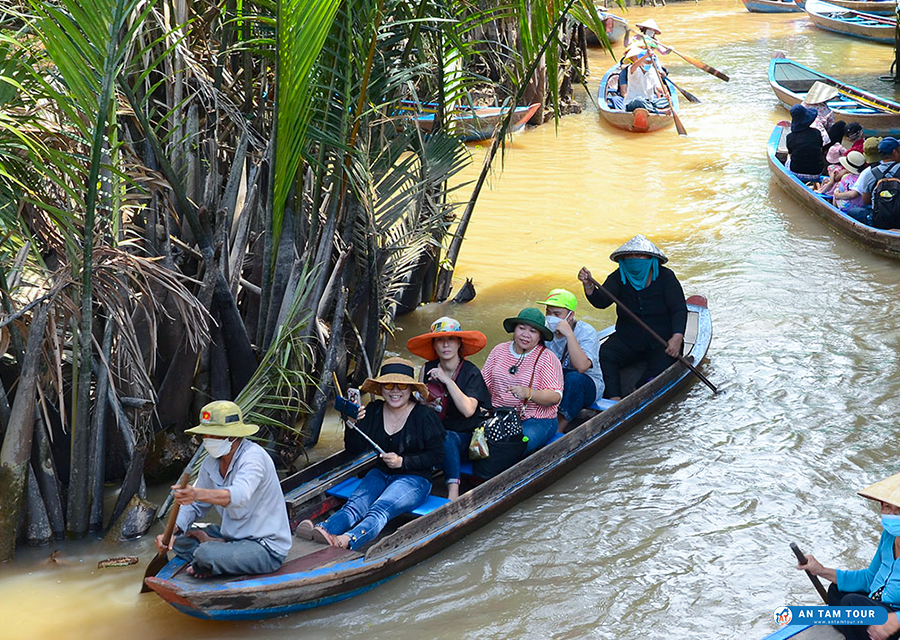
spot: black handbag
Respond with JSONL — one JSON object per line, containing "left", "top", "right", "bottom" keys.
{"left": 473, "top": 408, "right": 526, "bottom": 480}
{"left": 483, "top": 407, "right": 523, "bottom": 442}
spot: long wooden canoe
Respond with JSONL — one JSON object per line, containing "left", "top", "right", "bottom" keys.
{"left": 769, "top": 57, "right": 900, "bottom": 136}
{"left": 767, "top": 124, "right": 900, "bottom": 258}
{"left": 585, "top": 13, "right": 628, "bottom": 45}
{"left": 597, "top": 64, "right": 680, "bottom": 133}
{"left": 761, "top": 624, "right": 844, "bottom": 639}
{"left": 800, "top": 0, "right": 897, "bottom": 13}
{"left": 145, "top": 298, "right": 713, "bottom": 620}
{"left": 805, "top": 0, "right": 896, "bottom": 43}
{"left": 401, "top": 102, "right": 541, "bottom": 142}
{"left": 743, "top": 0, "right": 803, "bottom": 13}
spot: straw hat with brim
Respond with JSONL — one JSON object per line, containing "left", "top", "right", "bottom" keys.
{"left": 839, "top": 150, "right": 866, "bottom": 175}
{"left": 636, "top": 18, "right": 662, "bottom": 34}
{"left": 185, "top": 400, "right": 259, "bottom": 437}
{"left": 406, "top": 316, "right": 487, "bottom": 362}
{"left": 805, "top": 81, "right": 839, "bottom": 105}
{"left": 858, "top": 472, "right": 900, "bottom": 509}
{"left": 360, "top": 357, "right": 428, "bottom": 398}
{"left": 502, "top": 307, "right": 553, "bottom": 342}
{"left": 609, "top": 234, "right": 668, "bottom": 264}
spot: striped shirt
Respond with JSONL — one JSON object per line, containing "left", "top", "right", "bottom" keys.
{"left": 482, "top": 342, "right": 563, "bottom": 420}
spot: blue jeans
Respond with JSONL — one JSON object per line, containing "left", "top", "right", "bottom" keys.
{"left": 321, "top": 468, "right": 431, "bottom": 549}
{"left": 558, "top": 371, "right": 598, "bottom": 422}
{"left": 443, "top": 430, "right": 471, "bottom": 485}
{"left": 846, "top": 205, "right": 873, "bottom": 225}
{"left": 625, "top": 97, "right": 669, "bottom": 114}
{"left": 173, "top": 524, "right": 284, "bottom": 576}
{"left": 522, "top": 417, "right": 557, "bottom": 455}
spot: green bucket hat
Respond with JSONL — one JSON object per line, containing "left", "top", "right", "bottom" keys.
{"left": 536, "top": 288, "right": 577, "bottom": 312}
{"left": 502, "top": 307, "right": 553, "bottom": 342}
{"left": 185, "top": 400, "right": 259, "bottom": 438}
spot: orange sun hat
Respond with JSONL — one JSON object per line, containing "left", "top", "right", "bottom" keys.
{"left": 406, "top": 316, "right": 487, "bottom": 362}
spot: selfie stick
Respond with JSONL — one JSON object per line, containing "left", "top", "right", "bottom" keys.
{"left": 333, "top": 372, "right": 385, "bottom": 455}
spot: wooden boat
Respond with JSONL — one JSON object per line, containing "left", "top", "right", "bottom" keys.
{"left": 144, "top": 298, "right": 713, "bottom": 620}
{"left": 800, "top": 0, "right": 897, "bottom": 13}
{"left": 743, "top": 0, "right": 803, "bottom": 13}
{"left": 804, "top": 0, "right": 896, "bottom": 43}
{"left": 399, "top": 102, "right": 541, "bottom": 142}
{"left": 585, "top": 13, "right": 628, "bottom": 45}
{"left": 597, "top": 64, "right": 680, "bottom": 133}
{"left": 767, "top": 123, "right": 900, "bottom": 258}
{"left": 769, "top": 57, "right": 900, "bottom": 136}
{"left": 760, "top": 624, "right": 844, "bottom": 639}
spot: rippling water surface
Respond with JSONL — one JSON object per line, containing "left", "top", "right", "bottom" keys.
{"left": 5, "top": 2, "right": 900, "bottom": 638}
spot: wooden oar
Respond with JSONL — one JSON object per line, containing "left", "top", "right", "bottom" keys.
{"left": 669, "top": 79, "right": 701, "bottom": 104}
{"left": 790, "top": 542, "right": 830, "bottom": 605}
{"left": 642, "top": 38, "right": 687, "bottom": 137}
{"left": 654, "top": 39, "right": 730, "bottom": 82}
{"left": 140, "top": 472, "right": 190, "bottom": 592}
{"left": 587, "top": 276, "right": 717, "bottom": 393}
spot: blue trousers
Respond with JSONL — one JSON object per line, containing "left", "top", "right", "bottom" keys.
{"left": 443, "top": 430, "right": 471, "bottom": 485}
{"left": 522, "top": 417, "right": 557, "bottom": 455}
{"left": 827, "top": 583, "right": 900, "bottom": 640}
{"left": 558, "top": 371, "right": 598, "bottom": 421}
{"left": 846, "top": 205, "right": 874, "bottom": 225}
{"left": 321, "top": 468, "right": 431, "bottom": 549}
{"left": 625, "top": 97, "right": 669, "bottom": 114}
{"left": 173, "top": 524, "right": 284, "bottom": 576}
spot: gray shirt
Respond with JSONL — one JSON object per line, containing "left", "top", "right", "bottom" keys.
{"left": 545, "top": 320, "right": 605, "bottom": 403}
{"left": 176, "top": 439, "right": 292, "bottom": 558}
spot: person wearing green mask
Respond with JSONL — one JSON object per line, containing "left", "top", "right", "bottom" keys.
{"left": 796, "top": 472, "right": 900, "bottom": 640}
{"left": 577, "top": 235, "right": 687, "bottom": 401}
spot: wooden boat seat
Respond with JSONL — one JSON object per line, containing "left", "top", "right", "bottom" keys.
{"left": 326, "top": 477, "right": 452, "bottom": 515}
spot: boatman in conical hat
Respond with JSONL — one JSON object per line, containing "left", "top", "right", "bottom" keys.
{"left": 624, "top": 18, "right": 670, "bottom": 54}
{"left": 801, "top": 80, "right": 838, "bottom": 145}
{"left": 155, "top": 401, "right": 291, "bottom": 577}
{"left": 797, "top": 472, "right": 900, "bottom": 640}
{"left": 577, "top": 235, "right": 687, "bottom": 401}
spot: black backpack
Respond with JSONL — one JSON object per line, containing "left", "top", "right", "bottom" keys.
{"left": 871, "top": 162, "right": 900, "bottom": 229}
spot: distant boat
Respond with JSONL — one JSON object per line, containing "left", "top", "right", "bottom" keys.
{"left": 804, "top": 0, "right": 896, "bottom": 43}
{"left": 743, "top": 0, "right": 803, "bottom": 13}
{"left": 767, "top": 123, "right": 900, "bottom": 259}
{"left": 585, "top": 13, "right": 628, "bottom": 45}
{"left": 798, "top": 0, "right": 898, "bottom": 13}
{"left": 399, "top": 102, "right": 541, "bottom": 142}
{"left": 769, "top": 57, "right": 900, "bottom": 136}
{"left": 597, "top": 64, "right": 680, "bottom": 133}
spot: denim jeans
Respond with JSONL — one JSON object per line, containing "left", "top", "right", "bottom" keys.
{"left": 558, "top": 371, "right": 598, "bottom": 422}
{"left": 625, "top": 97, "right": 669, "bottom": 114}
{"left": 846, "top": 205, "right": 874, "bottom": 225}
{"left": 173, "top": 524, "right": 284, "bottom": 576}
{"left": 321, "top": 468, "right": 431, "bottom": 549}
{"left": 827, "top": 583, "right": 900, "bottom": 640}
{"left": 443, "top": 430, "right": 471, "bottom": 485}
{"left": 522, "top": 417, "right": 557, "bottom": 455}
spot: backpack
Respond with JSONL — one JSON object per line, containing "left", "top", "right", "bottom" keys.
{"left": 871, "top": 162, "right": 900, "bottom": 229}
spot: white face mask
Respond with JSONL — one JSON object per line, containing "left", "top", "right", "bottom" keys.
{"left": 545, "top": 312, "right": 572, "bottom": 334}
{"left": 202, "top": 437, "right": 233, "bottom": 458}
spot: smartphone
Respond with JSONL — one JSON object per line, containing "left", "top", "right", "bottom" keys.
{"left": 347, "top": 388, "right": 361, "bottom": 405}
{"left": 334, "top": 395, "right": 360, "bottom": 420}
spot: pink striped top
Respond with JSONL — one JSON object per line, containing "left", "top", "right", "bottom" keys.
{"left": 481, "top": 342, "right": 563, "bottom": 420}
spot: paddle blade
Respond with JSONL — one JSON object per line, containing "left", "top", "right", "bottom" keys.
{"left": 140, "top": 551, "right": 168, "bottom": 593}
{"left": 673, "top": 112, "right": 688, "bottom": 137}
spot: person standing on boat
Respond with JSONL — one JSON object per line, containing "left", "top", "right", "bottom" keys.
{"left": 796, "top": 472, "right": 900, "bottom": 640}
{"left": 624, "top": 18, "right": 670, "bottom": 52}
{"left": 407, "top": 318, "right": 491, "bottom": 501}
{"left": 481, "top": 308, "right": 564, "bottom": 456}
{"left": 298, "top": 358, "right": 445, "bottom": 550}
{"left": 536, "top": 289, "right": 605, "bottom": 432}
{"left": 801, "top": 81, "right": 838, "bottom": 145}
{"left": 786, "top": 104, "right": 825, "bottom": 182}
{"left": 578, "top": 235, "right": 687, "bottom": 401}
{"left": 844, "top": 137, "right": 900, "bottom": 228}
{"left": 157, "top": 401, "right": 292, "bottom": 578}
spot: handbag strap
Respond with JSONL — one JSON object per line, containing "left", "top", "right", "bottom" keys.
{"left": 520, "top": 346, "right": 545, "bottom": 414}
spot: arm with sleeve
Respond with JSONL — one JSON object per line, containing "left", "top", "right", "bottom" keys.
{"left": 836, "top": 534, "right": 884, "bottom": 594}
{"left": 174, "top": 464, "right": 214, "bottom": 533}
{"left": 586, "top": 272, "right": 622, "bottom": 309}
{"left": 663, "top": 272, "right": 688, "bottom": 336}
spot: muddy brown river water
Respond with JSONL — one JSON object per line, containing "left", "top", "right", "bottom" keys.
{"left": 4, "top": 1, "right": 900, "bottom": 638}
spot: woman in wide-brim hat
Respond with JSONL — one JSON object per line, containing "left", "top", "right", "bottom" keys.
{"left": 481, "top": 308, "right": 563, "bottom": 460}
{"left": 797, "top": 472, "right": 900, "bottom": 640}
{"left": 297, "top": 357, "right": 444, "bottom": 550}
{"left": 408, "top": 317, "right": 491, "bottom": 500}
{"left": 578, "top": 235, "right": 687, "bottom": 401}
{"left": 786, "top": 103, "right": 826, "bottom": 180}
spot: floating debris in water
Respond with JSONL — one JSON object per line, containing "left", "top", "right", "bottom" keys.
{"left": 98, "top": 556, "right": 139, "bottom": 569}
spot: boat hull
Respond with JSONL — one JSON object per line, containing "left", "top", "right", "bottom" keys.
{"left": 769, "top": 57, "right": 900, "bottom": 136}
{"left": 767, "top": 124, "right": 900, "bottom": 258}
{"left": 586, "top": 14, "right": 628, "bottom": 44}
{"left": 412, "top": 103, "right": 541, "bottom": 142}
{"left": 805, "top": 0, "right": 896, "bottom": 43}
{"left": 812, "top": 0, "right": 898, "bottom": 13}
{"left": 597, "top": 64, "right": 680, "bottom": 133}
{"left": 743, "top": 0, "right": 803, "bottom": 13}
{"left": 145, "top": 301, "right": 713, "bottom": 620}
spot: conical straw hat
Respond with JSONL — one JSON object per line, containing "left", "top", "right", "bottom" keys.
{"left": 805, "top": 81, "right": 839, "bottom": 105}
{"left": 858, "top": 472, "right": 900, "bottom": 509}
{"left": 609, "top": 235, "right": 668, "bottom": 264}
{"left": 636, "top": 18, "right": 662, "bottom": 34}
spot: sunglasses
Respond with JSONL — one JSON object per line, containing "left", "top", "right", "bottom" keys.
{"left": 382, "top": 383, "right": 409, "bottom": 391}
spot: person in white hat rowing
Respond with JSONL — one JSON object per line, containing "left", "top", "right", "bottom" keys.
{"left": 156, "top": 401, "right": 292, "bottom": 578}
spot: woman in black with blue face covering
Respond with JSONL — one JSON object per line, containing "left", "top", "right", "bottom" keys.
{"left": 577, "top": 235, "right": 687, "bottom": 401}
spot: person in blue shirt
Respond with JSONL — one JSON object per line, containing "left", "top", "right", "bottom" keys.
{"left": 797, "top": 472, "right": 900, "bottom": 640}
